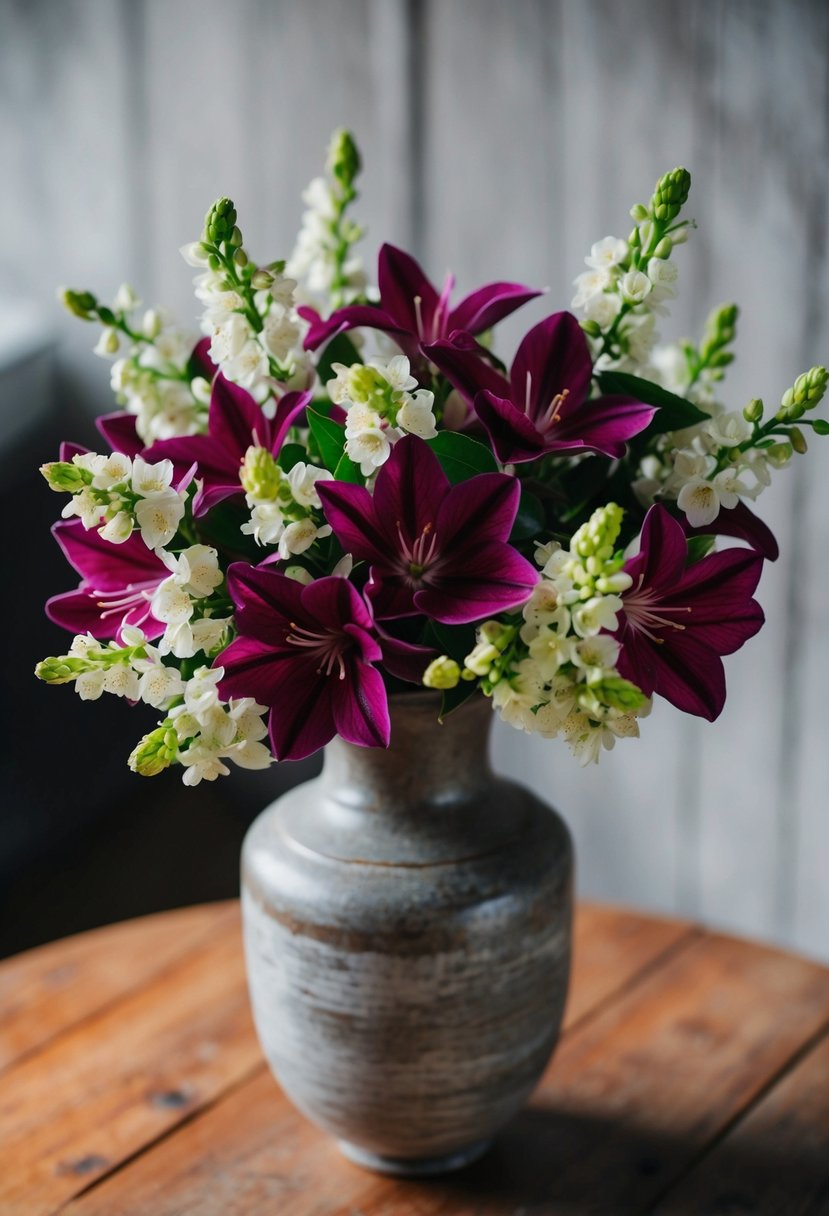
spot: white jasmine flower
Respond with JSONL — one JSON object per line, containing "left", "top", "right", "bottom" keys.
{"left": 69, "top": 633, "right": 100, "bottom": 658}
{"left": 262, "top": 310, "right": 300, "bottom": 362}
{"left": 223, "top": 339, "right": 270, "bottom": 390}
{"left": 102, "top": 664, "right": 141, "bottom": 700}
{"left": 136, "top": 663, "right": 185, "bottom": 709}
{"left": 583, "top": 292, "right": 622, "bottom": 329}
{"left": 344, "top": 401, "right": 382, "bottom": 434}
{"left": 286, "top": 462, "right": 334, "bottom": 509}
{"left": 152, "top": 577, "right": 193, "bottom": 626}
{"left": 99, "top": 511, "right": 134, "bottom": 544}
{"left": 571, "top": 595, "right": 624, "bottom": 638}
{"left": 572, "top": 268, "right": 611, "bottom": 308}
{"left": 242, "top": 502, "right": 286, "bottom": 547}
{"left": 93, "top": 328, "right": 120, "bottom": 358}
{"left": 278, "top": 518, "right": 332, "bottom": 560}
{"left": 191, "top": 376, "right": 212, "bottom": 406}
{"left": 624, "top": 313, "right": 658, "bottom": 363}
{"left": 63, "top": 488, "right": 105, "bottom": 529}
{"left": 712, "top": 467, "right": 747, "bottom": 509}
{"left": 572, "top": 634, "right": 621, "bottom": 673}
{"left": 704, "top": 410, "right": 751, "bottom": 448}
{"left": 397, "top": 390, "right": 438, "bottom": 438}
{"left": 131, "top": 456, "right": 175, "bottom": 497}
{"left": 180, "top": 242, "right": 210, "bottom": 268}
{"left": 89, "top": 452, "right": 132, "bottom": 491}
{"left": 163, "top": 545, "right": 223, "bottom": 599}
{"left": 228, "top": 739, "right": 273, "bottom": 770}
{"left": 114, "top": 283, "right": 140, "bottom": 311}
{"left": 326, "top": 362, "right": 352, "bottom": 405}
{"left": 331, "top": 554, "right": 354, "bottom": 578}
{"left": 134, "top": 490, "right": 185, "bottom": 551}
{"left": 190, "top": 616, "right": 231, "bottom": 654}
{"left": 619, "top": 270, "right": 652, "bottom": 304}
{"left": 346, "top": 427, "right": 393, "bottom": 476}
{"left": 269, "top": 276, "right": 298, "bottom": 310}
{"left": 184, "top": 667, "right": 224, "bottom": 719}
{"left": 672, "top": 449, "right": 710, "bottom": 482}
{"left": 677, "top": 477, "right": 721, "bottom": 527}
{"left": 647, "top": 257, "right": 678, "bottom": 300}
{"left": 585, "top": 237, "right": 628, "bottom": 270}
{"left": 209, "top": 313, "right": 249, "bottom": 364}
{"left": 527, "top": 627, "right": 574, "bottom": 678}
{"left": 373, "top": 355, "right": 418, "bottom": 394}
{"left": 180, "top": 746, "right": 231, "bottom": 786}
{"left": 76, "top": 669, "right": 106, "bottom": 701}
{"left": 651, "top": 343, "right": 690, "bottom": 394}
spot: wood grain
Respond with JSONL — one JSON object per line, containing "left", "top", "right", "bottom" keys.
{"left": 0, "top": 902, "right": 237, "bottom": 1074}
{"left": 0, "top": 904, "right": 813, "bottom": 1216}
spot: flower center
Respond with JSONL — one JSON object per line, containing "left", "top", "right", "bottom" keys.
{"left": 92, "top": 580, "right": 159, "bottom": 620}
{"left": 523, "top": 371, "right": 570, "bottom": 431}
{"left": 396, "top": 521, "right": 439, "bottom": 582}
{"left": 284, "top": 621, "right": 348, "bottom": 679}
{"left": 623, "top": 574, "right": 692, "bottom": 644}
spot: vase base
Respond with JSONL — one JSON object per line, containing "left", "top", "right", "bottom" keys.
{"left": 337, "top": 1136, "right": 493, "bottom": 1177}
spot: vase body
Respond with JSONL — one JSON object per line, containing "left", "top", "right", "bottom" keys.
{"left": 241, "top": 691, "right": 573, "bottom": 1175}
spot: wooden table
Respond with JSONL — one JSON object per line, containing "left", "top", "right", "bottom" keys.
{"left": 1, "top": 902, "right": 828, "bottom": 1215}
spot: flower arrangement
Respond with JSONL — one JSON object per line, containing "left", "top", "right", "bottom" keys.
{"left": 36, "top": 131, "right": 827, "bottom": 780}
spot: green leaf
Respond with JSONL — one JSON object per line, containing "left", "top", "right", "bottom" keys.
{"left": 426, "top": 620, "right": 476, "bottom": 664}
{"left": 427, "top": 432, "right": 498, "bottom": 483}
{"left": 439, "top": 680, "right": 480, "bottom": 721}
{"left": 333, "top": 452, "right": 365, "bottom": 484}
{"left": 509, "top": 489, "right": 546, "bottom": 542}
{"left": 277, "top": 443, "right": 306, "bottom": 472}
{"left": 596, "top": 370, "right": 709, "bottom": 434}
{"left": 686, "top": 533, "right": 716, "bottom": 563}
{"left": 315, "top": 331, "right": 363, "bottom": 385}
{"left": 307, "top": 409, "right": 346, "bottom": 473}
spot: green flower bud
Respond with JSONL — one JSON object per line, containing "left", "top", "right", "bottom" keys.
{"left": 743, "top": 398, "right": 764, "bottom": 423}
{"left": 463, "top": 641, "right": 500, "bottom": 677}
{"left": 650, "top": 167, "right": 691, "bottom": 224}
{"left": 580, "top": 320, "right": 601, "bottom": 339}
{"left": 347, "top": 364, "right": 392, "bottom": 408}
{"left": 328, "top": 128, "right": 361, "bottom": 187}
{"left": 629, "top": 203, "right": 649, "bottom": 222}
{"left": 97, "top": 305, "right": 116, "bottom": 326}
{"left": 35, "top": 656, "right": 80, "bottom": 684}
{"left": 779, "top": 366, "right": 828, "bottom": 417}
{"left": 58, "top": 287, "right": 98, "bottom": 320}
{"left": 811, "top": 418, "right": 829, "bottom": 436}
{"left": 767, "top": 442, "right": 793, "bottom": 468}
{"left": 251, "top": 268, "right": 274, "bottom": 290}
{"left": 627, "top": 226, "right": 642, "bottom": 249}
{"left": 240, "top": 445, "right": 282, "bottom": 501}
{"left": 203, "top": 197, "right": 238, "bottom": 247}
{"left": 652, "top": 236, "right": 673, "bottom": 259}
{"left": 40, "top": 460, "right": 93, "bottom": 493}
{"left": 229, "top": 225, "right": 243, "bottom": 248}
{"left": 422, "top": 656, "right": 462, "bottom": 690}
{"left": 234, "top": 248, "right": 248, "bottom": 268}
{"left": 129, "top": 725, "right": 178, "bottom": 777}
{"left": 789, "top": 426, "right": 808, "bottom": 455}
{"left": 590, "top": 675, "right": 648, "bottom": 712}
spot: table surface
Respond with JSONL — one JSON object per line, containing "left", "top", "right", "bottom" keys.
{"left": 1, "top": 902, "right": 828, "bottom": 1216}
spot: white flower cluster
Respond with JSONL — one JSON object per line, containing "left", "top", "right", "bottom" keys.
{"left": 181, "top": 244, "right": 311, "bottom": 412}
{"left": 487, "top": 509, "right": 649, "bottom": 765}
{"left": 327, "top": 356, "right": 437, "bottom": 476}
{"left": 93, "top": 285, "right": 206, "bottom": 445}
{"left": 150, "top": 544, "right": 229, "bottom": 659}
{"left": 56, "top": 453, "right": 189, "bottom": 551}
{"left": 571, "top": 234, "right": 681, "bottom": 374}
{"left": 286, "top": 176, "right": 366, "bottom": 306}
{"left": 240, "top": 453, "right": 334, "bottom": 559}
{"left": 163, "top": 667, "right": 272, "bottom": 786}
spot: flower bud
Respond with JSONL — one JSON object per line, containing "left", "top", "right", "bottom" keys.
{"left": 128, "top": 725, "right": 179, "bottom": 776}
{"left": 251, "top": 268, "right": 274, "bottom": 290}
{"left": 93, "top": 327, "right": 120, "bottom": 357}
{"left": 233, "top": 248, "right": 248, "bottom": 268}
{"left": 580, "top": 320, "right": 601, "bottom": 338}
{"left": 766, "top": 442, "right": 793, "bottom": 468}
{"left": 240, "top": 445, "right": 282, "bottom": 501}
{"left": 463, "top": 641, "right": 500, "bottom": 677}
{"left": 780, "top": 365, "right": 828, "bottom": 416}
{"left": 743, "top": 398, "right": 764, "bottom": 423}
{"left": 191, "top": 376, "right": 211, "bottom": 405}
{"left": 40, "top": 460, "right": 93, "bottom": 493}
{"left": 650, "top": 167, "right": 691, "bottom": 223}
{"left": 114, "top": 282, "right": 140, "bottom": 311}
{"left": 284, "top": 565, "right": 314, "bottom": 585}
{"left": 811, "top": 418, "right": 829, "bottom": 436}
{"left": 629, "top": 203, "right": 649, "bottom": 222}
{"left": 142, "top": 309, "right": 162, "bottom": 340}
{"left": 422, "top": 656, "right": 461, "bottom": 690}
{"left": 35, "top": 656, "right": 79, "bottom": 684}
{"left": 58, "top": 287, "right": 97, "bottom": 320}
{"left": 789, "top": 426, "right": 808, "bottom": 454}
{"left": 203, "top": 197, "right": 238, "bottom": 246}
{"left": 652, "top": 236, "right": 673, "bottom": 259}
{"left": 328, "top": 128, "right": 361, "bottom": 187}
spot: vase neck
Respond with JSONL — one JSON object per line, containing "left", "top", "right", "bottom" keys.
{"left": 320, "top": 692, "right": 494, "bottom": 814}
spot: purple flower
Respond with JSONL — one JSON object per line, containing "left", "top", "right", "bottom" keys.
{"left": 426, "top": 312, "right": 656, "bottom": 464}
{"left": 299, "top": 243, "right": 541, "bottom": 367}
{"left": 46, "top": 519, "right": 167, "bottom": 642}
{"left": 317, "top": 434, "right": 538, "bottom": 624}
{"left": 145, "top": 375, "right": 311, "bottom": 516}
{"left": 614, "top": 505, "right": 765, "bottom": 721}
{"left": 218, "top": 566, "right": 390, "bottom": 761}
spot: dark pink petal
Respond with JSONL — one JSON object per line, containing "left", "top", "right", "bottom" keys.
{"left": 209, "top": 374, "right": 273, "bottom": 453}
{"left": 119, "top": 601, "right": 165, "bottom": 641}
{"left": 190, "top": 336, "right": 218, "bottom": 381}
{"left": 226, "top": 563, "right": 304, "bottom": 643}
{"left": 317, "top": 481, "right": 387, "bottom": 564}
{"left": 666, "top": 549, "right": 764, "bottom": 655}
{"left": 550, "top": 394, "right": 655, "bottom": 459}
{"left": 378, "top": 243, "right": 439, "bottom": 337}
{"left": 474, "top": 390, "right": 547, "bottom": 464}
{"left": 510, "top": 312, "right": 593, "bottom": 423}
{"left": 614, "top": 625, "right": 659, "bottom": 698}
{"left": 415, "top": 541, "right": 538, "bottom": 624}
{"left": 636, "top": 628, "right": 727, "bottom": 721}
{"left": 268, "top": 679, "right": 338, "bottom": 761}
{"left": 217, "top": 634, "right": 297, "bottom": 703}
{"left": 301, "top": 576, "right": 377, "bottom": 647}
{"left": 146, "top": 432, "right": 239, "bottom": 487}
{"left": 625, "top": 506, "right": 688, "bottom": 593}
{"left": 330, "top": 662, "right": 390, "bottom": 749}
{"left": 439, "top": 472, "right": 520, "bottom": 549}
{"left": 425, "top": 334, "right": 511, "bottom": 406}
{"left": 448, "top": 282, "right": 544, "bottom": 335}
{"left": 96, "top": 412, "right": 144, "bottom": 457}
{"left": 59, "top": 441, "right": 88, "bottom": 461}
{"left": 52, "top": 519, "right": 167, "bottom": 587}
{"left": 365, "top": 572, "right": 421, "bottom": 621}
{"left": 683, "top": 501, "right": 780, "bottom": 562}
{"left": 270, "top": 389, "right": 313, "bottom": 453}
{"left": 298, "top": 304, "right": 407, "bottom": 352}
{"left": 371, "top": 435, "right": 451, "bottom": 548}
{"left": 376, "top": 628, "right": 438, "bottom": 683}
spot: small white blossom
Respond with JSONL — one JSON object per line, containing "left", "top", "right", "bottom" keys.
{"left": 572, "top": 268, "right": 611, "bottom": 308}
{"left": 278, "top": 518, "right": 332, "bottom": 560}
{"left": 131, "top": 456, "right": 175, "bottom": 498}
{"left": 704, "top": 410, "right": 751, "bottom": 448}
{"left": 286, "top": 462, "right": 334, "bottom": 509}
{"left": 571, "top": 595, "right": 624, "bottom": 638}
{"left": 397, "top": 390, "right": 438, "bottom": 438}
{"left": 583, "top": 292, "right": 622, "bottom": 329}
{"left": 585, "top": 237, "right": 628, "bottom": 270}
{"left": 677, "top": 477, "right": 721, "bottom": 528}
{"left": 346, "top": 427, "right": 393, "bottom": 476}
{"left": 99, "top": 511, "right": 134, "bottom": 544}
{"left": 619, "top": 270, "right": 652, "bottom": 304}
{"left": 93, "top": 328, "right": 120, "bottom": 358}
{"left": 134, "top": 490, "right": 185, "bottom": 551}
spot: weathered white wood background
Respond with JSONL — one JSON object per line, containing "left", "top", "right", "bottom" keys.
{"left": 3, "top": 0, "right": 828, "bottom": 958}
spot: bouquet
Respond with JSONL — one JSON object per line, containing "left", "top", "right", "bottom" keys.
{"left": 36, "top": 131, "right": 827, "bottom": 781}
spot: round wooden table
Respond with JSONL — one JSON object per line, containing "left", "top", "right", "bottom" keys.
{"left": 1, "top": 901, "right": 828, "bottom": 1215}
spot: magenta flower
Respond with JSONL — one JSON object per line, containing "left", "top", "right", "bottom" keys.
{"left": 145, "top": 375, "right": 312, "bottom": 516}
{"left": 46, "top": 519, "right": 167, "bottom": 642}
{"left": 218, "top": 566, "right": 390, "bottom": 761}
{"left": 317, "top": 434, "right": 538, "bottom": 624}
{"left": 299, "top": 243, "right": 541, "bottom": 366}
{"left": 614, "top": 505, "right": 765, "bottom": 721}
{"left": 426, "top": 312, "right": 655, "bottom": 464}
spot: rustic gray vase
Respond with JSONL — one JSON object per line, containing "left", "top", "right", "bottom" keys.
{"left": 241, "top": 691, "right": 573, "bottom": 1177}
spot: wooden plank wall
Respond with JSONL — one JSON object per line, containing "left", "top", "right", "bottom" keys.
{"left": 2, "top": 0, "right": 827, "bottom": 958}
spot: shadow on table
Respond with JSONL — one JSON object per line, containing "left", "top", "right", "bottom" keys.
{"left": 419, "top": 1102, "right": 829, "bottom": 1214}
